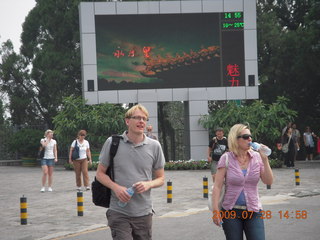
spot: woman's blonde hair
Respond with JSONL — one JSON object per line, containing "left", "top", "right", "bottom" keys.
{"left": 44, "top": 129, "right": 54, "bottom": 137}
{"left": 228, "top": 124, "right": 250, "bottom": 156}
{"left": 125, "top": 104, "right": 149, "bottom": 119}
{"left": 77, "top": 130, "right": 87, "bottom": 138}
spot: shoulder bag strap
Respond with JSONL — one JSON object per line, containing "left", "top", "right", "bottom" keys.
{"left": 225, "top": 152, "right": 229, "bottom": 169}
{"left": 224, "top": 153, "right": 230, "bottom": 183}
{"left": 108, "top": 135, "right": 123, "bottom": 180}
{"left": 212, "top": 137, "right": 217, "bottom": 149}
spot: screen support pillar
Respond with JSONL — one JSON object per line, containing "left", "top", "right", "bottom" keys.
{"left": 188, "top": 100, "right": 209, "bottom": 160}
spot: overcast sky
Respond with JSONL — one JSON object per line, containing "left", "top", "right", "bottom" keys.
{"left": 0, "top": 0, "right": 36, "bottom": 53}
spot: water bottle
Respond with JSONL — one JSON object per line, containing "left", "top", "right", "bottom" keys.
{"left": 117, "top": 186, "right": 135, "bottom": 207}
{"left": 250, "top": 142, "right": 272, "bottom": 156}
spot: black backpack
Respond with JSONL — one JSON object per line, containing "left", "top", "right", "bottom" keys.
{"left": 91, "top": 135, "right": 122, "bottom": 208}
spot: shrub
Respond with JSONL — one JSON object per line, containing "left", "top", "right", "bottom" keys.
{"left": 164, "top": 160, "right": 209, "bottom": 170}
{"left": 64, "top": 159, "right": 282, "bottom": 171}
{"left": 268, "top": 158, "right": 283, "bottom": 168}
{"left": 9, "top": 128, "right": 44, "bottom": 158}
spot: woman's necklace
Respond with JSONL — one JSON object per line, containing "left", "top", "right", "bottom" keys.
{"left": 78, "top": 139, "right": 84, "bottom": 147}
{"left": 238, "top": 155, "right": 248, "bottom": 169}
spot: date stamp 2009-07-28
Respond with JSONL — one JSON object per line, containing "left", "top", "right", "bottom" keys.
{"left": 212, "top": 210, "right": 308, "bottom": 221}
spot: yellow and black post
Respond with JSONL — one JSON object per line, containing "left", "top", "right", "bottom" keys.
{"left": 167, "top": 181, "right": 172, "bottom": 203}
{"left": 203, "top": 176, "right": 208, "bottom": 198}
{"left": 77, "top": 191, "right": 84, "bottom": 216}
{"left": 295, "top": 168, "right": 300, "bottom": 186}
{"left": 20, "top": 195, "right": 27, "bottom": 225}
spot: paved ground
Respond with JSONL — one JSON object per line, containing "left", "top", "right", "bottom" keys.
{"left": 0, "top": 160, "right": 319, "bottom": 240}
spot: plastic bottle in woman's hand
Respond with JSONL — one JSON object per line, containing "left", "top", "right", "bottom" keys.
{"left": 250, "top": 142, "right": 272, "bottom": 156}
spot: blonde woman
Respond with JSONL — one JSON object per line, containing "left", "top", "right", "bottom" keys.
{"left": 40, "top": 129, "right": 58, "bottom": 192}
{"left": 69, "top": 130, "right": 92, "bottom": 191}
{"left": 212, "top": 124, "right": 273, "bottom": 240}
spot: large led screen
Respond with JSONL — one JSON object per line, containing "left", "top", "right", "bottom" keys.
{"left": 95, "top": 12, "right": 244, "bottom": 90}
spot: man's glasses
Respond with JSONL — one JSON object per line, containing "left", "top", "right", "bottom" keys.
{"left": 80, "top": 134, "right": 86, "bottom": 137}
{"left": 129, "top": 116, "right": 149, "bottom": 122}
{"left": 237, "top": 134, "right": 252, "bottom": 140}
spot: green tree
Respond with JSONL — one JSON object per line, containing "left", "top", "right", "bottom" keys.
{"left": 0, "top": 40, "right": 44, "bottom": 125}
{"left": 199, "top": 97, "right": 297, "bottom": 150}
{"left": 9, "top": 128, "right": 44, "bottom": 158}
{"left": 52, "top": 96, "right": 126, "bottom": 150}
{"left": 0, "top": 98, "right": 4, "bottom": 125}
{"left": 257, "top": 0, "right": 320, "bottom": 132}
{"left": 0, "top": 0, "right": 90, "bottom": 127}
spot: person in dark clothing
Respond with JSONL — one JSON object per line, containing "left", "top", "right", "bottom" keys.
{"left": 207, "top": 127, "right": 228, "bottom": 182}
{"left": 282, "top": 127, "right": 299, "bottom": 168}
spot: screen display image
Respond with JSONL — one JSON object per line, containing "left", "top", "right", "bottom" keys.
{"left": 95, "top": 12, "right": 244, "bottom": 90}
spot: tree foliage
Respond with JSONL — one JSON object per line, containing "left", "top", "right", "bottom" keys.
{"left": 52, "top": 96, "right": 126, "bottom": 150}
{"left": 9, "top": 128, "right": 44, "bottom": 157}
{"left": 0, "top": 0, "right": 89, "bottom": 127}
{"left": 0, "top": 41, "right": 44, "bottom": 125}
{"left": 158, "top": 101, "right": 186, "bottom": 161}
{"left": 257, "top": 0, "right": 320, "bottom": 132}
{"left": 199, "top": 97, "right": 297, "bottom": 149}
{"left": 0, "top": 0, "right": 319, "bottom": 156}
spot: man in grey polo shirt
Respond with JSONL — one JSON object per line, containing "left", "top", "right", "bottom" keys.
{"left": 96, "top": 104, "right": 165, "bottom": 240}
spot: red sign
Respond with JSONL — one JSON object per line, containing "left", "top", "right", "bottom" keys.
{"left": 113, "top": 46, "right": 152, "bottom": 59}
{"left": 226, "top": 64, "right": 240, "bottom": 86}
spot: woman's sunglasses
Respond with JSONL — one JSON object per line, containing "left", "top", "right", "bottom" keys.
{"left": 237, "top": 134, "right": 252, "bottom": 140}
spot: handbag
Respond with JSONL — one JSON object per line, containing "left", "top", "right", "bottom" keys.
{"left": 71, "top": 140, "right": 80, "bottom": 160}
{"left": 208, "top": 153, "right": 229, "bottom": 211}
{"left": 92, "top": 135, "right": 122, "bottom": 208}
{"left": 282, "top": 136, "right": 291, "bottom": 153}
{"left": 37, "top": 145, "right": 45, "bottom": 159}
{"left": 282, "top": 143, "right": 289, "bottom": 153}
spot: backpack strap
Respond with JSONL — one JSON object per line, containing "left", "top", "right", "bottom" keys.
{"left": 211, "top": 137, "right": 217, "bottom": 149}
{"left": 108, "top": 135, "right": 123, "bottom": 180}
{"left": 110, "top": 135, "right": 121, "bottom": 159}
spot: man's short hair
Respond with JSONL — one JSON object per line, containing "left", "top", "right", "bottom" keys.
{"left": 125, "top": 104, "right": 149, "bottom": 119}
{"left": 215, "top": 127, "right": 224, "bottom": 133}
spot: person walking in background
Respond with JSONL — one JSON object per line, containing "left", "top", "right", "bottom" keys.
{"left": 212, "top": 124, "right": 273, "bottom": 240}
{"left": 69, "top": 130, "right": 92, "bottom": 191}
{"left": 292, "top": 123, "right": 301, "bottom": 161}
{"left": 207, "top": 127, "right": 228, "bottom": 182}
{"left": 40, "top": 129, "right": 58, "bottom": 192}
{"left": 303, "top": 126, "right": 317, "bottom": 160}
{"left": 146, "top": 124, "right": 158, "bottom": 140}
{"left": 282, "top": 127, "right": 299, "bottom": 168}
{"left": 281, "top": 122, "right": 292, "bottom": 142}
{"left": 96, "top": 104, "right": 165, "bottom": 240}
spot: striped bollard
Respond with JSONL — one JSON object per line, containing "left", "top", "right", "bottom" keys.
{"left": 77, "top": 191, "right": 84, "bottom": 216}
{"left": 167, "top": 181, "right": 172, "bottom": 203}
{"left": 203, "top": 176, "right": 208, "bottom": 198}
{"left": 295, "top": 168, "right": 300, "bottom": 186}
{"left": 20, "top": 195, "right": 27, "bottom": 225}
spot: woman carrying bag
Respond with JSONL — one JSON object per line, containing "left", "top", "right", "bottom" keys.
{"left": 282, "top": 127, "right": 299, "bottom": 168}
{"left": 69, "top": 130, "right": 92, "bottom": 191}
{"left": 212, "top": 124, "right": 273, "bottom": 240}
